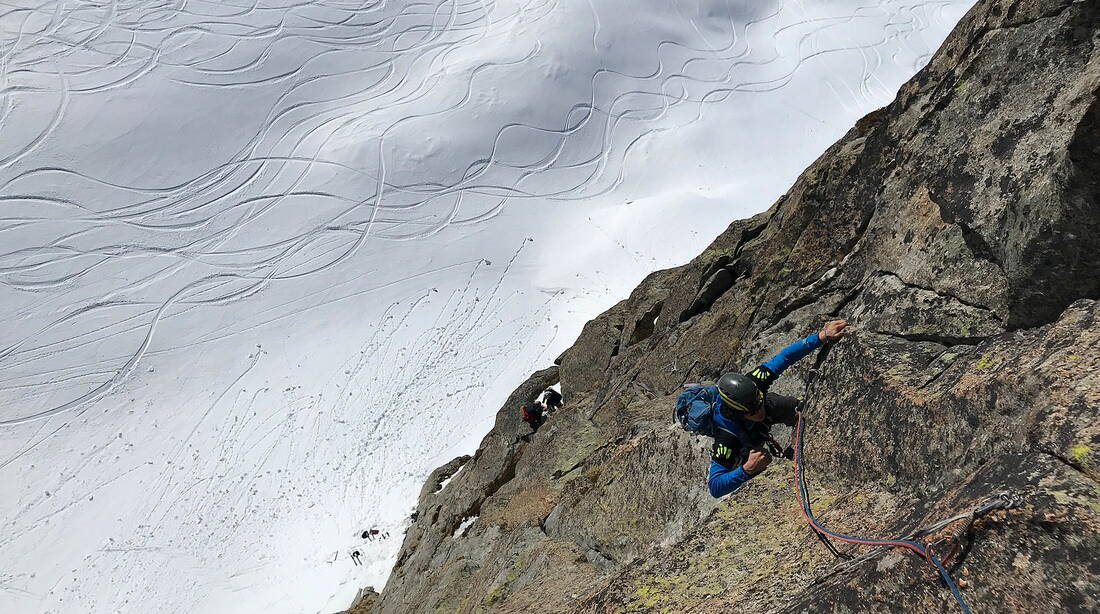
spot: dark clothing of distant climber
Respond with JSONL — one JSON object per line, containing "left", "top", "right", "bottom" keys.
{"left": 542, "top": 388, "right": 563, "bottom": 411}
{"left": 521, "top": 401, "right": 546, "bottom": 434}
{"left": 707, "top": 320, "right": 848, "bottom": 498}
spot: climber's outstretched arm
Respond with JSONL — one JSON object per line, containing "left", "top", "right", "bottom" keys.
{"left": 755, "top": 320, "right": 848, "bottom": 382}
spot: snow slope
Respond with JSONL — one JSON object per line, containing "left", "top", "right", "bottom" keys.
{"left": 0, "top": 1, "right": 974, "bottom": 612}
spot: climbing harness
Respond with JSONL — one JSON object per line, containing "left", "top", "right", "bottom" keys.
{"left": 760, "top": 431, "right": 786, "bottom": 460}
{"left": 793, "top": 413, "right": 1021, "bottom": 614}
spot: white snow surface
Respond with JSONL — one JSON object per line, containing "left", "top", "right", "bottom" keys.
{"left": 0, "top": 1, "right": 974, "bottom": 612}
{"left": 451, "top": 515, "right": 477, "bottom": 539}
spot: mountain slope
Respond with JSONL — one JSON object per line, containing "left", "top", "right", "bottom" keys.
{"left": 361, "top": 0, "right": 1100, "bottom": 611}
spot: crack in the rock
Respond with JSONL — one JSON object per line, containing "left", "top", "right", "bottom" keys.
{"left": 871, "top": 329, "right": 987, "bottom": 347}
{"left": 738, "top": 208, "right": 824, "bottom": 335}
{"left": 681, "top": 266, "right": 740, "bottom": 322}
{"left": 587, "top": 542, "right": 620, "bottom": 566}
{"left": 1035, "top": 445, "right": 1099, "bottom": 485}
{"left": 595, "top": 365, "right": 640, "bottom": 409}
{"left": 875, "top": 270, "right": 1003, "bottom": 320}
{"left": 768, "top": 208, "right": 877, "bottom": 330}
{"left": 919, "top": 347, "right": 975, "bottom": 389}
{"left": 683, "top": 218, "right": 771, "bottom": 322}
{"left": 552, "top": 439, "right": 618, "bottom": 481}
{"left": 765, "top": 286, "right": 834, "bottom": 332}
{"left": 935, "top": 208, "right": 1008, "bottom": 279}
{"left": 830, "top": 283, "right": 865, "bottom": 318}
{"left": 733, "top": 218, "right": 769, "bottom": 258}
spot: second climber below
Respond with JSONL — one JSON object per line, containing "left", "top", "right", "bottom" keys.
{"left": 706, "top": 319, "right": 848, "bottom": 498}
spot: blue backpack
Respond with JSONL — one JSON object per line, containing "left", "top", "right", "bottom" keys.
{"left": 674, "top": 384, "right": 723, "bottom": 437}
{"left": 675, "top": 383, "right": 760, "bottom": 465}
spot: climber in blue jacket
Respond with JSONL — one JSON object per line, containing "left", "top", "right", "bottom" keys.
{"left": 708, "top": 319, "right": 848, "bottom": 498}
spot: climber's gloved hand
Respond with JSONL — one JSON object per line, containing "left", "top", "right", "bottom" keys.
{"left": 743, "top": 448, "right": 772, "bottom": 475}
{"left": 818, "top": 319, "right": 848, "bottom": 344}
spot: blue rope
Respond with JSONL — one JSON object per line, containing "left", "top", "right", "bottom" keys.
{"left": 931, "top": 554, "right": 973, "bottom": 614}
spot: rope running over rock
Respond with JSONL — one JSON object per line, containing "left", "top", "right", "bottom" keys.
{"left": 793, "top": 413, "right": 974, "bottom": 613}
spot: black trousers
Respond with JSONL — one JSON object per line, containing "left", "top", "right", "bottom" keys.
{"left": 525, "top": 415, "right": 545, "bottom": 432}
{"left": 763, "top": 392, "right": 800, "bottom": 427}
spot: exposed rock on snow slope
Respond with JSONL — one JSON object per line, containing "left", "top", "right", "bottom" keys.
{"left": 0, "top": 1, "right": 975, "bottom": 612}
{"left": 365, "top": 0, "right": 1100, "bottom": 612}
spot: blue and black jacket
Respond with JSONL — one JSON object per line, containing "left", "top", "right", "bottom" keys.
{"left": 707, "top": 332, "right": 823, "bottom": 498}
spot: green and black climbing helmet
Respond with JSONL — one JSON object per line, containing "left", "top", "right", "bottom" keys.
{"left": 717, "top": 372, "right": 763, "bottom": 413}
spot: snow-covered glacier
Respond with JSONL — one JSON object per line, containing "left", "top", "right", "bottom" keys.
{"left": 0, "top": 1, "right": 974, "bottom": 612}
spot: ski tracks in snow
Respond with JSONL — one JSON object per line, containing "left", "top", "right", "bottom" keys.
{"left": 0, "top": 0, "right": 962, "bottom": 426}
{"left": 0, "top": 0, "right": 975, "bottom": 612}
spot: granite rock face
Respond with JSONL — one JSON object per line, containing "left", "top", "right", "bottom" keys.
{"left": 353, "top": 0, "right": 1100, "bottom": 612}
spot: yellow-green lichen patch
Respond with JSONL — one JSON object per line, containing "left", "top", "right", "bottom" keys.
{"left": 974, "top": 352, "right": 994, "bottom": 370}
{"left": 550, "top": 421, "right": 605, "bottom": 483}
{"left": 479, "top": 546, "right": 532, "bottom": 610}
{"left": 608, "top": 466, "right": 835, "bottom": 614}
{"left": 1067, "top": 443, "right": 1090, "bottom": 466}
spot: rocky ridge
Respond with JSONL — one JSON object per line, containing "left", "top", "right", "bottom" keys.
{"left": 354, "top": 0, "right": 1100, "bottom": 612}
